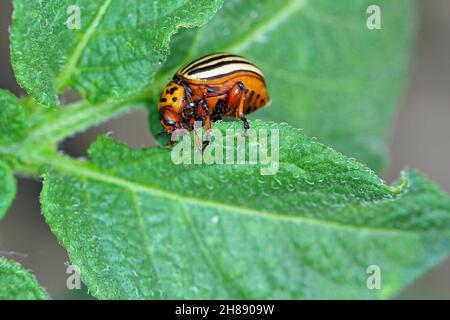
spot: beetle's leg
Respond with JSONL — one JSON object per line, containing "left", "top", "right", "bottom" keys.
{"left": 182, "top": 103, "right": 194, "bottom": 119}
{"left": 181, "top": 86, "right": 196, "bottom": 119}
{"left": 236, "top": 83, "right": 250, "bottom": 131}
{"left": 193, "top": 103, "right": 199, "bottom": 120}
{"left": 194, "top": 98, "right": 210, "bottom": 119}
{"left": 189, "top": 117, "right": 195, "bottom": 128}
{"left": 194, "top": 133, "right": 203, "bottom": 154}
{"left": 226, "top": 82, "right": 249, "bottom": 131}
{"left": 202, "top": 115, "right": 212, "bottom": 152}
{"left": 202, "top": 100, "right": 210, "bottom": 114}
{"left": 193, "top": 114, "right": 211, "bottom": 153}
{"left": 212, "top": 99, "right": 225, "bottom": 121}
{"left": 193, "top": 117, "right": 203, "bottom": 154}
{"left": 191, "top": 99, "right": 201, "bottom": 121}
{"left": 196, "top": 106, "right": 212, "bottom": 152}
{"left": 192, "top": 99, "right": 208, "bottom": 153}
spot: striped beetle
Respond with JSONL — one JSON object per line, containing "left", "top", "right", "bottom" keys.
{"left": 158, "top": 53, "right": 270, "bottom": 141}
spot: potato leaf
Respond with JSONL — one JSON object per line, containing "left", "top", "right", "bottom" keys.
{"left": 0, "top": 89, "right": 28, "bottom": 145}
{"left": 41, "top": 121, "right": 450, "bottom": 299}
{"left": 0, "top": 259, "right": 49, "bottom": 300}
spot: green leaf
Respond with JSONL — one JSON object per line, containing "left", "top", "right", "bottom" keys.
{"left": 150, "top": 0, "right": 415, "bottom": 172}
{"left": 10, "top": 0, "right": 224, "bottom": 107}
{"left": 41, "top": 120, "right": 450, "bottom": 299}
{"left": 0, "top": 160, "right": 16, "bottom": 221}
{"left": 0, "top": 259, "right": 49, "bottom": 300}
{"left": 0, "top": 89, "right": 28, "bottom": 145}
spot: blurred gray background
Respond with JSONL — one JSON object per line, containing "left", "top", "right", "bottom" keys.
{"left": 0, "top": 1, "right": 449, "bottom": 299}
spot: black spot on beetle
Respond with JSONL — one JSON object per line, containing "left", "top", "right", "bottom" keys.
{"left": 169, "top": 87, "right": 179, "bottom": 94}
{"left": 165, "top": 89, "right": 169, "bottom": 94}
{"left": 160, "top": 98, "right": 167, "bottom": 102}
{"left": 172, "top": 97, "right": 177, "bottom": 102}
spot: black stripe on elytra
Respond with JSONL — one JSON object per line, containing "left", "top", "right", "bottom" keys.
{"left": 182, "top": 54, "right": 254, "bottom": 75}
{"left": 180, "top": 53, "right": 236, "bottom": 74}
{"left": 187, "top": 60, "right": 257, "bottom": 76}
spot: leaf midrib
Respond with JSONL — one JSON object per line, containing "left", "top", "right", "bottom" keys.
{"left": 54, "top": 0, "right": 113, "bottom": 91}
{"left": 42, "top": 152, "right": 425, "bottom": 237}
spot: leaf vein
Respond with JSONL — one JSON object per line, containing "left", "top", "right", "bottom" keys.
{"left": 129, "top": 190, "right": 164, "bottom": 297}
{"left": 179, "top": 201, "right": 246, "bottom": 298}
{"left": 223, "top": 0, "right": 308, "bottom": 53}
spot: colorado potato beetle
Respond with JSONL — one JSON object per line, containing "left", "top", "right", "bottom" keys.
{"left": 158, "top": 53, "right": 270, "bottom": 139}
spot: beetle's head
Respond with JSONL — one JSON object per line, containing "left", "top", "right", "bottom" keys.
{"left": 159, "top": 106, "right": 183, "bottom": 134}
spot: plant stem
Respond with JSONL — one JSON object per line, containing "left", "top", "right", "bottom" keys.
{"left": 28, "top": 97, "right": 148, "bottom": 145}
{"left": 0, "top": 92, "right": 154, "bottom": 177}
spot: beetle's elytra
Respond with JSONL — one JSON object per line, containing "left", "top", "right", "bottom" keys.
{"left": 158, "top": 53, "right": 270, "bottom": 138}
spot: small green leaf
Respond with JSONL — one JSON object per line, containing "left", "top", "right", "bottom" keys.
{"left": 41, "top": 120, "right": 450, "bottom": 299}
{"left": 0, "top": 89, "right": 28, "bottom": 145}
{"left": 10, "top": 0, "right": 224, "bottom": 106}
{"left": 151, "top": 0, "right": 415, "bottom": 172}
{"left": 0, "top": 160, "right": 16, "bottom": 221}
{"left": 0, "top": 259, "right": 49, "bottom": 300}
